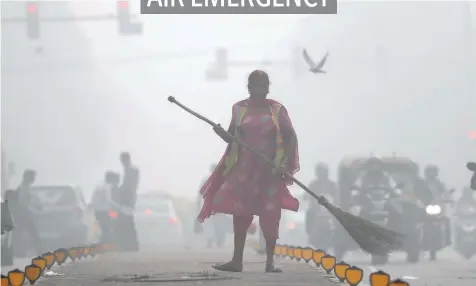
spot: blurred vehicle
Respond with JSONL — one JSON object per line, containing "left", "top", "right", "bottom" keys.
{"left": 279, "top": 210, "right": 307, "bottom": 245}
{"left": 454, "top": 200, "right": 476, "bottom": 259}
{"left": 335, "top": 155, "right": 423, "bottom": 264}
{"left": 1, "top": 198, "right": 14, "bottom": 266}
{"left": 134, "top": 194, "right": 183, "bottom": 246}
{"left": 25, "top": 185, "right": 90, "bottom": 252}
{"left": 421, "top": 190, "right": 455, "bottom": 261}
{"left": 210, "top": 214, "right": 231, "bottom": 247}
{"left": 306, "top": 193, "right": 335, "bottom": 252}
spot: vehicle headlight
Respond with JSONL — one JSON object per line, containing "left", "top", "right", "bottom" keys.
{"left": 425, "top": 205, "right": 441, "bottom": 215}
{"left": 462, "top": 224, "right": 476, "bottom": 232}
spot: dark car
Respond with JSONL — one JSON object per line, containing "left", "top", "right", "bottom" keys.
{"left": 16, "top": 185, "right": 91, "bottom": 253}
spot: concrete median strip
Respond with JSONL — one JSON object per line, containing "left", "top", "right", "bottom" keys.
{"left": 268, "top": 243, "right": 414, "bottom": 286}
{"left": 1, "top": 243, "right": 111, "bottom": 285}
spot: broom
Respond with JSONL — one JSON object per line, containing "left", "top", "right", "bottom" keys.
{"left": 168, "top": 96, "right": 404, "bottom": 255}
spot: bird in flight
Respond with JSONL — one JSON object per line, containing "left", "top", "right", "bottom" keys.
{"left": 302, "top": 49, "right": 328, "bottom": 74}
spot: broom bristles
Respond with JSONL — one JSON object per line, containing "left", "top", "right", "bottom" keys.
{"left": 324, "top": 204, "right": 405, "bottom": 255}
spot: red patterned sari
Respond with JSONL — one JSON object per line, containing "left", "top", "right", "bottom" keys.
{"left": 197, "top": 98, "right": 300, "bottom": 225}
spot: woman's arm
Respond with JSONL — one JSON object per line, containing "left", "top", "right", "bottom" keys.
{"left": 278, "top": 106, "right": 298, "bottom": 166}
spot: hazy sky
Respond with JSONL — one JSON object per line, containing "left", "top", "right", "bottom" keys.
{"left": 72, "top": 1, "right": 475, "bottom": 195}
{"left": 2, "top": 1, "right": 475, "bottom": 197}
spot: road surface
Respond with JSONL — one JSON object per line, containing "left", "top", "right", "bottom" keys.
{"left": 3, "top": 244, "right": 476, "bottom": 286}
{"left": 341, "top": 248, "right": 476, "bottom": 286}
{"left": 22, "top": 246, "right": 336, "bottom": 286}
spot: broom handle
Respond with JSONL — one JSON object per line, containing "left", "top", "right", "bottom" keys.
{"left": 168, "top": 96, "right": 325, "bottom": 204}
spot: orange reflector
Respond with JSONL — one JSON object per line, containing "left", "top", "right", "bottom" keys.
{"left": 302, "top": 247, "right": 313, "bottom": 263}
{"left": 7, "top": 269, "right": 25, "bottom": 286}
{"left": 293, "top": 247, "right": 303, "bottom": 261}
{"left": 287, "top": 246, "right": 294, "bottom": 259}
{"left": 345, "top": 266, "right": 364, "bottom": 286}
{"left": 321, "top": 254, "right": 336, "bottom": 274}
{"left": 68, "top": 247, "right": 78, "bottom": 261}
{"left": 1, "top": 275, "right": 9, "bottom": 286}
{"left": 25, "top": 264, "right": 41, "bottom": 285}
{"left": 390, "top": 278, "right": 410, "bottom": 286}
{"left": 312, "top": 249, "right": 326, "bottom": 266}
{"left": 42, "top": 252, "right": 55, "bottom": 269}
{"left": 370, "top": 270, "right": 391, "bottom": 286}
{"left": 31, "top": 257, "right": 47, "bottom": 272}
{"left": 281, "top": 245, "right": 288, "bottom": 257}
{"left": 54, "top": 248, "right": 68, "bottom": 265}
{"left": 334, "top": 262, "right": 350, "bottom": 282}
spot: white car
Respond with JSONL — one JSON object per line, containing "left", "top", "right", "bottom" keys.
{"left": 134, "top": 195, "right": 183, "bottom": 247}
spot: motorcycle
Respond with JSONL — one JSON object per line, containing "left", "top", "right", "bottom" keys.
{"left": 306, "top": 194, "right": 335, "bottom": 252}
{"left": 455, "top": 203, "right": 476, "bottom": 259}
{"left": 350, "top": 183, "right": 404, "bottom": 265}
{"left": 421, "top": 191, "right": 454, "bottom": 261}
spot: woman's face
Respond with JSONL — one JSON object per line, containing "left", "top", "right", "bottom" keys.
{"left": 248, "top": 83, "right": 269, "bottom": 99}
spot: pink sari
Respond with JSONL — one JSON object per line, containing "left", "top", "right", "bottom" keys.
{"left": 197, "top": 99, "right": 300, "bottom": 223}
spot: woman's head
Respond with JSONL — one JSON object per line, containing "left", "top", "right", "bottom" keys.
{"left": 247, "top": 70, "right": 270, "bottom": 99}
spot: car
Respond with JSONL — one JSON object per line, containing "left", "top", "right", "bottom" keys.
{"left": 279, "top": 210, "right": 307, "bottom": 246}
{"left": 1, "top": 199, "right": 14, "bottom": 266}
{"left": 22, "top": 185, "right": 90, "bottom": 253}
{"left": 134, "top": 194, "right": 183, "bottom": 247}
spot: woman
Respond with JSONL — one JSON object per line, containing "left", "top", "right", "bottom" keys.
{"left": 198, "top": 70, "right": 300, "bottom": 273}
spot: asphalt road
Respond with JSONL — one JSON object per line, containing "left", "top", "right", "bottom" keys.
{"left": 24, "top": 246, "right": 337, "bottom": 286}
{"left": 3, "top": 238, "right": 475, "bottom": 286}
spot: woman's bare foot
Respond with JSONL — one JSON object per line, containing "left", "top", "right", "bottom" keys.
{"left": 212, "top": 261, "right": 243, "bottom": 272}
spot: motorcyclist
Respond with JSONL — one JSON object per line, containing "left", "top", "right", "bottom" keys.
{"left": 359, "top": 157, "right": 392, "bottom": 189}
{"left": 423, "top": 164, "right": 452, "bottom": 246}
{"left": 456, "top": 187, "right": 476, "bottom": 214}
{"left": 304, "top": 163, "right": 337, "bottom": 238}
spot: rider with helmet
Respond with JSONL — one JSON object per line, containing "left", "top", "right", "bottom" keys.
{"left": 423, "top": 164, "right": 452, "bottom": 246}
{"left": 305, "top": 163, "right": 337, "bottom": 237}
{"left": 456, "top": 187, "right": 476, "bottom": 213}
{"left": 360, "top": 157, "right": 392, "bottom": 189}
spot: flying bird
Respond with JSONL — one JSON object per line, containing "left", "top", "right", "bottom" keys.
{"left": 302, "top": 49, "right": 328, "bottom": 74}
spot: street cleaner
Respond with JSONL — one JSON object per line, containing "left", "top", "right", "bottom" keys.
{"left": 168, "top": 70, "right": 404, "bottom": 273}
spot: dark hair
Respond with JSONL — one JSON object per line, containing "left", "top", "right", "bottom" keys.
{"left": 316, "top": 163, "right": 328, "bottom": 170}
{"left": 120, "top": 152, "right": 130, "bottom": 160}
{"left": 105, "top": 171, "right": 115, "bottom": 182}
{"left": 425, "top": 164, "right": 438, "bottom": 173}
{"left": 22, "top": 169, "right": 36, "bottom": 180}
{"left": 248, "top": 70, "right": 270, "bottom": 86}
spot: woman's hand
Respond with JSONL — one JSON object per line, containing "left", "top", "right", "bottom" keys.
{"left": 274, "top": 160, "right": 289, "bottom": 175}
{"left": 213, "top": 124, "right": 233, "bottom": 144}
